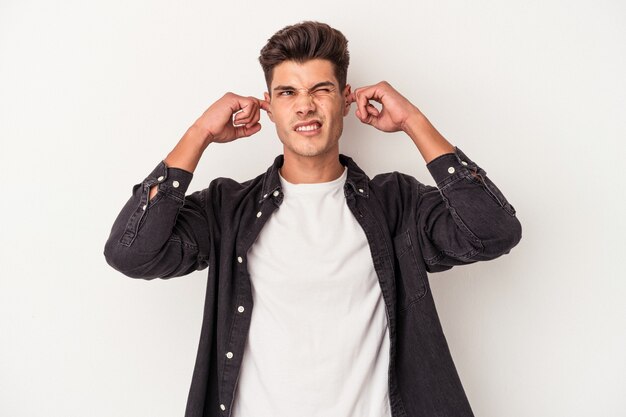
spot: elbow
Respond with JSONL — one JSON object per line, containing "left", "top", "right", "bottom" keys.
{"left": 103, "top": 239, "right": 158, "bottom": 280}
{"left": 478, "top": 215, "right": 523, "bottom": 260}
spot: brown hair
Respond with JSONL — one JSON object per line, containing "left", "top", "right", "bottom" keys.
{"left": 259, "top": 21, "right": 350, "bottom": 93}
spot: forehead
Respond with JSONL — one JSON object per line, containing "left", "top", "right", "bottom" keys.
{"left": 270, "top": 59, "right": 338, "bottom": 89}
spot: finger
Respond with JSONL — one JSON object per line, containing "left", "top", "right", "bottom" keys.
{"left": 346, "top": 92, "right": 356, "bottom": 104}
{"left": 226, "top": 93, "right": 250, "bottom": 115}
{"left": 246, "top": 107, "right": 262, "bottom": 128}
{"left": 232, "top": 110, "right": 245, "bottom": 125}
{"left": 355, "top": 86, "right": 378, "bottom": 122}
{"left": 233, "top": 114, "right": 250, "bottom": 127}
{"left": 237, "top": 98, "right": 258, "bottom": 119}
{"left": 366, "top": 103, "right": 380, "bottom": 117}
{"left": 234, "top": 102, "right": 258, "bottom": 124}
{"left": 353, "top": 98, "right": 379, "bottom": 126}
{"left": 357, "top": 84, "right": 384, "bottom": 104}
{"left": 355, "top": 107, "right": 375, "bottom": 125}
{"left": 353, "top": 89, "right": 368, "bottom": 122}
{"left": 234, "top": 112, "right": 253, "bottom": 126}
{"left": 235, "top": 122, "right": 262, "bottom": 138}
{"left": 235, "top": 97, "right": 259, "bottom": 123}
{"left": 259, "top": 99, "right": 270, "bottom": 112}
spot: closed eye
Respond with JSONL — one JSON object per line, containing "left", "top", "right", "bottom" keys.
{"left": 312, "top": 88, "right": 334, "bottom": 97}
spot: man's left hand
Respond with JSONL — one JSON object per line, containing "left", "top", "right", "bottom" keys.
{"left": 348, "top": 81, "right": 422, "bottom": 133}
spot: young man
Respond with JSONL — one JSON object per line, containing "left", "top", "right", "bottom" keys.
{"left": 104, "top": 21, "right": 521, "bottom": 417}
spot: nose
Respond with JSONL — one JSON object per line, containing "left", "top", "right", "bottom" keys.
{"left": 294, "top": 91, "right": 316, "bottom": 115}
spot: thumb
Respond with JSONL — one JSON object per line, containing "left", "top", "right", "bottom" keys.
{"left": 355, "top": 107, "right": 378, "bottom": 127}
{"left": 235, "top": 122, "right": 262, "bottom": 138}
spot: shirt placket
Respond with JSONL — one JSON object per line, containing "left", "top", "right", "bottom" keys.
{"left": 344, "top": 184, "right": 407, "bottom": 417}
{"left": 219, "top": 188, "right": 283, "bottom": 417}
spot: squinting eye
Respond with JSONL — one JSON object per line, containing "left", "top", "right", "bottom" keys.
{"left": 279, "top": 91, "right": 295, "bottom": 96}
{"left": 311, "top": 88, "right": 334, "bottom": 97}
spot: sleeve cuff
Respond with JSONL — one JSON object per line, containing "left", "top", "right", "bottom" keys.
{"left": 144, "top": 160, "right": 194, "bottom": 198}
{"left": 426, "top": 146, "right": 483, "bottom": 187}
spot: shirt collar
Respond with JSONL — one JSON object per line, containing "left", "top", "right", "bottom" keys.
{"left": 260, "top": 153, "right": 370, "bottom": 203}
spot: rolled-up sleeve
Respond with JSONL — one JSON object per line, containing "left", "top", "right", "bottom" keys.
{"left": 103, "top": 161, "right": 211, "bottom": 279}
{"left": 417, "top": 146, "right": 522, "bottom": 272}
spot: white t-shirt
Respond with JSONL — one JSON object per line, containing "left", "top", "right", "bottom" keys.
{"left": 231, "top": 166, "right": 392, "bottom": 417}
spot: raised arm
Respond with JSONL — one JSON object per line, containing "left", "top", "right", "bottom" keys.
{"left": 349, "top": 81, "right": 521, "bottom": 271}
{"left": 149, "top": 93, "right": 266, "bottom": 199}
{"left": 349, "top": 80, "right": 455, "bottom": 163}
{"left": 104, "top": 93, "right": 267, "bottom": 279}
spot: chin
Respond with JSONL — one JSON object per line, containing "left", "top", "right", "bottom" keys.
{"left": 289, "top": 147, "right": 325, "bottom": 158}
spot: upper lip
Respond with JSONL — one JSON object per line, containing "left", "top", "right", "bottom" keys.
{"left": 293, "top": 120, "right": 322, "bottom": 130}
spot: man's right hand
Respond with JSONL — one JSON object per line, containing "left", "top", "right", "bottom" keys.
{"left": 194, "top": 92, "right": 268, "bottom": 145}
{"left": 149, "top": 93, "right": 268, "bottom": 200}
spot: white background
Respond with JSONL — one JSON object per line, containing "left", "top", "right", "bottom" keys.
{"left": 1, "top": 0, "right": 625, "bottom": 416}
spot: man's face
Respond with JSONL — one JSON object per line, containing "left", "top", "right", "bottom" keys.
{"left": 264, "top": 59, "right": 351, "bottom": 160}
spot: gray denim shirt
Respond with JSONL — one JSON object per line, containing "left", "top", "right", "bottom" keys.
{"left": 104, "top": 146, "right": 522, "bottom": 417}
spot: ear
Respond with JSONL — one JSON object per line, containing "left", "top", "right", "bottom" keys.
{"left": 342, "top": 84, "right": 352, "bottom": 117}
{"left": 264, "top": 92, "right": 274, "bottom": 122}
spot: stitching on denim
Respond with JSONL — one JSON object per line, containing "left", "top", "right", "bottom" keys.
{"left": 417, "top": 181, "right": 483, "bottom": 264}
{"left": 159, "top": 187, "right": 185, "bottom": 203}
{"left": 437, "top": 169, "right": 470, "bottom": 190}
{"left": 167, "top": 235, "right": 199, "bottom": 251}
{"left": 421, "top": 202, "right": 484, "bottom": 264}
{"left": 406, "top": 233, "right": 428, "bottom": 301}
{"left": 462, "top": 172, "right": 517, "bottom": 216}
{"left": 119, "top": 183, "right": 152, "bottom": 247}
{"left": 394, "top": 231, "right": 428, "bottom": 312}
{"left": 357, "top": 202, "right": 396, "bottom": 339}
{"left": 400, "top": 286, "right": 428, "bottom": 312}
{"left": 423, "top": 245, "right": 482, "bottom": 265}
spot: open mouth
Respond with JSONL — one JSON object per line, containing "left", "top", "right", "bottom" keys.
{"left": 294, "top": 121, "right": 322, "bottom": 133}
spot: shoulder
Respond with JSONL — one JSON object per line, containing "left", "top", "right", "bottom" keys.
{"left": 370, "top": 171, "right": 426, "bottom": 193}
{"left": 203, "top": 171, "right": 266, "bottom": 201}
{"left": 203, "top": 154, "right": 282, "bottom": 199}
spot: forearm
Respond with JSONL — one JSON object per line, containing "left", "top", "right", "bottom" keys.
{"left": 402, "top": 110, "right": 455, "bottom": 164}
{"left": 103, "top": 161, "right": 209, "bottom": 279}
{"left": 419, "top": 147, "right": 522, "bottom": 266}
{"left": 149, "top": 124, "right": 211, "bottom": 200}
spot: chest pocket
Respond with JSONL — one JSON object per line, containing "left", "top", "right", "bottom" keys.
{"left": 393, "top": 229, "right": 428, "bottom": 311}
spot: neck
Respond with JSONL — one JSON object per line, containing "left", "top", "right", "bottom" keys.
{"left": 280, "top": 150, "right": 344, "bottom": 184}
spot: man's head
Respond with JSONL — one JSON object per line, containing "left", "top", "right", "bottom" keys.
{"left": 259, "top": 21, "right": 350, "bottom": 94}
{"left": 259, "top": 21, "right": 352, "bottom": 161}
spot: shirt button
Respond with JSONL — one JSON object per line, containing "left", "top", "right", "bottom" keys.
{"left": 358, "top": 188, "right": 364, "bottom": 193}
{"left": 273, "top": 190, "right": 280, "bottom": 197}
{"left": 448, "top": 167, "right": 455, "bottom": 174}
{"left": 142, "top": 204, "right": 147, "bottom": 211}
{"left": 237, "top": 256, "right": 243, "bottom": 264}
{"left": 172, "top": 180, "right": 180, "bottom": 188}
{"left": 157, "top": 176, "right": 164, "bottom": 182}
{"left": 263, "top": 193, "right": 268, "bottom": 198}
{"left": 461, "top": 161, "right": 468, "bottom": 166}
{"left": 237, "top": 306, "right": 245, "bottom": 313}
{"left": 226, "top": 352, "right": 233, "bottom": 359}
{"left": 220, "top": 404, "right": 226, "bottom": 411}
{"left": 256, "top": 211, "right": 262, "bottom": 218}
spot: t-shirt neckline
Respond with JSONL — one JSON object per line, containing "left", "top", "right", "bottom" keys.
{"left": 279, "top": 166, "right": 348, "bottom": 194}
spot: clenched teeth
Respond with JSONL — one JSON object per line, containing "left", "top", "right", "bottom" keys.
{"left": 295, "top": 123, "right": 321, "bottom": 132}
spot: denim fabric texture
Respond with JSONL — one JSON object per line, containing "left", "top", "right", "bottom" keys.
{"left": 104, "top": 146, "right": 522, "bottom": 417}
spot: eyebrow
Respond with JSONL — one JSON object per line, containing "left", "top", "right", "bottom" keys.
{"left": 273, "top": 81, "right": 336, "bottom": 92}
